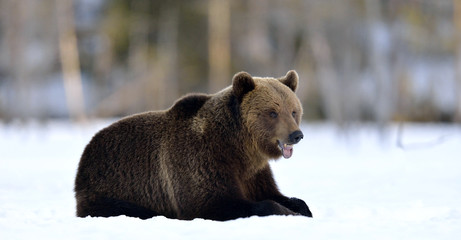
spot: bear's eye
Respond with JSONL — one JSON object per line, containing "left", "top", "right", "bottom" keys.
{"left": 270, "top": 111, "right": 278, "bottom": 118}
{"left": 292, "top": 111, "right": 296, "bottom": 118}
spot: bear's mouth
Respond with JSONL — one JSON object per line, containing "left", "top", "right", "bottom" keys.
{"left": 277, "top": 141, "right": 294, "bottom": 159}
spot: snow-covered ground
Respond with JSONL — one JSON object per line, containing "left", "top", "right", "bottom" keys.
{"left": 1, "top": 121, "right": 460, "bottom": 239}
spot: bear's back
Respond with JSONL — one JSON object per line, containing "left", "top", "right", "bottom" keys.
{"left": 75, "top": 112, "right": 167, "bottom": 207}
{"left": 75, "top": 94, "right": 214, "bottom": 218}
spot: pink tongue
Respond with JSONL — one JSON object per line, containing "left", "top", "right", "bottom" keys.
{"left": 282, "top": 145, "right": 293, "bottom": 159}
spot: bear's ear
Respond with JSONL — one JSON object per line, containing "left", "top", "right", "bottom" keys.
{"left": 279, "top": 70, "right": 298, "bottom": 92}
{"left": 232, "top": 71, "right": 255, "bottom": 101}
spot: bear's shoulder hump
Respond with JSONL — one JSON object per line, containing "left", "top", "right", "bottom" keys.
{"left": 168, "top": 93, "right": 211, "bottom": 118}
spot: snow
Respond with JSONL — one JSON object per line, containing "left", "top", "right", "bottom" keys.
{"left": 1, "top": 121, "right": 461, "bottom": 239}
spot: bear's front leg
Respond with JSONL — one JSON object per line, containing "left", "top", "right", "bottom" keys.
{"left": 245, "top": 165, "right": 313, "bottom": 217}
{"left": 252, "top": 200, "right": 298, "bottom": 217}
{"left": 272, "top": 196, "right": 313, "bottom": 217}
{"left": 198, "top": 198, "right": 298, "bottom": 221}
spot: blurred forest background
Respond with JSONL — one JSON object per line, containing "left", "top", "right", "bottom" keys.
{"left": 1, "top": 0, "right": 461, "bottom": 125}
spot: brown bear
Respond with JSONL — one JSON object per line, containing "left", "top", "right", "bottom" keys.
{"left": 74, "top": 70, "right": 312, "bottom": 221}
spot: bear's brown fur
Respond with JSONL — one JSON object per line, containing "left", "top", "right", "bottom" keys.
{"left": 74, "top": 70, "right": 312, "bottom": 221}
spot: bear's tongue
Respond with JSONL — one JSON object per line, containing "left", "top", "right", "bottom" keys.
{"left": 282, "top": 144, "right": 293, "bottom": 159}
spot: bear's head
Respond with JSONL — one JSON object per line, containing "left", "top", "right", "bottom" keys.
{"left": 233, "top": 70, "right": 303, "bottom": 159}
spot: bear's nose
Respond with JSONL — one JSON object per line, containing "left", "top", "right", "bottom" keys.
{"left": 289, "top": 130, "right": 304, "bottom": 144}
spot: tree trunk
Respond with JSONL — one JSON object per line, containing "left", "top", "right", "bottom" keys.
{"left": 56, "top": 0, "right": 86, "bottom": 122}
{"left": 208, "top": 0, "right": 231, "bottom": 93}
{"left": 365, "top": 0, "right": 393, "bottom": 128}
{"left": 454, "top": 0, "right": 461, "bottom": 122}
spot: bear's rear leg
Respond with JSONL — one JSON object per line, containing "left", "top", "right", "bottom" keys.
{"left": 77, "top": 196, "right": 159, "bottom": 220}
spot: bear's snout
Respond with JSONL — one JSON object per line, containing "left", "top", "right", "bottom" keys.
{"left": 288, "top": 130, "right": 303, "bottom": 144}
